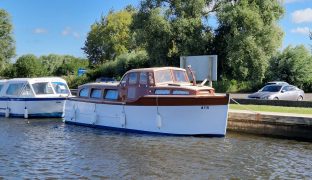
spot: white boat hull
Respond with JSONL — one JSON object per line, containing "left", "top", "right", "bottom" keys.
{"left": 0, "top": 98, "right": 66, "bottom": 118}
{"left": 64, "top": 100, "right": 229, "bottom": 136}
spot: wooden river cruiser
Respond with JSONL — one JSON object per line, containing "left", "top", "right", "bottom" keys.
{"left": 64, "top": 67, "right": 229, "bottom": 136}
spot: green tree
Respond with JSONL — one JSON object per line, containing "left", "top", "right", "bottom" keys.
{"left": 87, "top": 50, "right": 149, "bottom": 80}
{"left": 132, "top": 0, "right": 213, "bottom": 66}
{"left": 214, "top": 0, "right": 284, "bottom": 83}
{"left": 83, "top": 8, "right": 135, "bottom": 66}
{"left": 14, "top": 54, "right": 44, "bottom": 77}
{"left": 266, "top": 45, "right": 312, "bottom": 91}
{"left": 53, "top": 56, "right": 88, "bottom": 76}
{"left": 39, "top": 54, "right": 65, "bottom": 75}
{"left": 0, "top": 9, "right": 15, "bottom": 70}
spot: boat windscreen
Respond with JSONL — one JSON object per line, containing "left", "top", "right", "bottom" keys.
{"left": 52, "top": 82, "right": 70, "bottom": 94}
{"left": 6, "top": 83, "right": 24, "bottom": 96}
{"left": 154, "top": 70, "right": 174, "bottom": 84}
{"left": 20, "top": 84, "right": 34, "bottom": 96}
{"left": 173, "top": 70, "right": 188, "bottom": 83}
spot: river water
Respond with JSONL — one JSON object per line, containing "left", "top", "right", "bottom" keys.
{"left": 0, "top": 118, "right": 311, "bottom": 179}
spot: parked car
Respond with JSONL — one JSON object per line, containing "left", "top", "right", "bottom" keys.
{"left": 248, "top": 84, "right": 304, "bottom": 101}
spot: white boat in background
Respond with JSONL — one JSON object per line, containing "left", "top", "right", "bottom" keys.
{"left": 64, "top": 67, "right": 230, "bottom": 136}
{"left": 0, "top": 77, "right": 71, "bottom": 118}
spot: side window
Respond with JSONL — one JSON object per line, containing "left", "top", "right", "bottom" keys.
{"left": 52, "top": 82, "right": 70, "bottom": 94}
{"left": 155, "top": 89, "right": 170, "bottom": 95}
{"left": 139, "top": 72, "right": 148, "bottom": 85}
{"left": 32, "top": 82, "right": 54, "bottom": 95}
{"left": 104, "top": 89, "right": 118, "bottom": 100}
{"left": 128, "top": 73, "right": 138, "bottom": 85}
{"left": 282, "top": 86, "right": 288, "bottom": 92}
{"left": 79, "top": 88, "right": 89, "bottom": 97}
{"left": 6, "top": 83, "right": 24, "bottom": 96}
{"left": 90, "top": 89, "right": 102, "bottom": 99}
{"left": 0, "top": 85, "right": 3, "bottom": 92}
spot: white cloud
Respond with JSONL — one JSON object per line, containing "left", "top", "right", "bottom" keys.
{"left": 33, "top": 28, "right": 47, "bottom": 34}
{"left": 62, "top": 27, "right": 71, "bottom": 36}
{"left": 290, "top": 27, "right": 311, "bottom": 35}
{"left": 61, "top": 27, "right": 80, "bottom": 39}
{"left": 72, "top": 32, "right": 80, "bottom": 38}
{"left": 291, "top": 8, "right": 312, "bottom": 23}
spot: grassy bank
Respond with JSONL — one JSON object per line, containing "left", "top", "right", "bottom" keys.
{"left": 230, "top": 104, "right": 312, "bottom": 115}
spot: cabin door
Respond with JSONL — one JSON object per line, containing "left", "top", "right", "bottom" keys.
{"left": 120, "top": 72, "right": 149, "bottom": 101}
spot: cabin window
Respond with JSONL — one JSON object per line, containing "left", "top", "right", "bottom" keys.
{"left": 21, "top": 84, "right": 34, "bottom": 96}
{"left": 6, "top": 83, "right": 24, "bottom": 96}
{"left": 139, "top": 72, "right": 148, "bottom": 85}
{"left": 128, "top": 73, "right": 138, "bottom": 85}
{"left": 91, "top": 89, "right": 102, "bottom": 99}
{"left": 173, "top": 70, "right": 188, "bottom": 83}
{"left": 0, "top": 85, "right": 3, "bottom": 92}
{"left": 154, "top": 70, "right": 173, "bottom": 84}
{"left": 155, "top": 89, "right": 170, "bottom": 95}
{"left": 172, "top": 90, "right": 189, "bottom": 95}
{"left": 32, "top": 82, "right": 54, "bottom": 95}
{"left": 79, "top": 87, "right": 89, "bottom": 97}
{"left": 52, "top": 82, "right": 70, "bottom": 94}
{"left": 105, "top": 89, "right": 118, "bottom": 100}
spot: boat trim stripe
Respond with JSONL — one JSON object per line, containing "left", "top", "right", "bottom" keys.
{"left": 0, "top": 98, "right": 66, "bottom": 101}
{"left": 0, "top": 112, "right": 63, "bottom": 118}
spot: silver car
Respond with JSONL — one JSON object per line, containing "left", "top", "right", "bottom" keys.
{"left": 248, "top": 85, "right": 304, "bottom": 101}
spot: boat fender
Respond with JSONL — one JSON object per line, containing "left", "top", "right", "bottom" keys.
{"left": 92, "top": 104, "right": 97, "bottom": 125}
{"left": 5, "top": 107, "right": 10, "bottom": 118}
{"left": 120, "top": 112, "right": 126, "bottom": 127}
{"left": 156, "top": 114, "right": 162, "bottom": 129}
{"left": 71, "top": 105, "right": 76, "bottom": 121}
{"left": 24, "top": 107, "right": 28, "bottom": 119}
{"left": 92, "top": 113, "right": 97, "bottom": 125}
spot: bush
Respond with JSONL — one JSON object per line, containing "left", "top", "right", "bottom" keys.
{"left": 64, "top": 75, "right": 90, "bottom": 89}
{"left": 213, "top": 79, "right": 262, "bottom": 93}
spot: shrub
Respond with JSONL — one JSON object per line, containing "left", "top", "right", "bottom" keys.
{"left": 213, "top": 79, "right": 262, "bottom": 93}
{"left": 64, "top": 75, "right": 90, "bottom": 89}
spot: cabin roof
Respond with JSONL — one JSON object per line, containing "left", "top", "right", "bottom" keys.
{"left": 6, "top": 77, "right": 67, "bottom": 84}
{"left": 127, "top": 67, "right": 186, "bottom": 73}
{"left": 78, "top": 82, "right": 119, "bottom": 89}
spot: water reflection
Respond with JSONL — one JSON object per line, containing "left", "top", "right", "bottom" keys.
{"left": 0, "top": 118, "right": 311, "bottom": 179}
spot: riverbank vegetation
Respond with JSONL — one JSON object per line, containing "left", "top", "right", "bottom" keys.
{"left": 230, "top": 104, "right": 312, "bottom": 115}
{"left": 1, "top": 1, "right": 312, "bottom": 91}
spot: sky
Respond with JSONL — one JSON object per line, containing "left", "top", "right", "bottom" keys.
{"left": 0, "top": 0, "right": 311, "bottom": 59}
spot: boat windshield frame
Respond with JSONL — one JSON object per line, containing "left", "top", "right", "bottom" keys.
{"left": 154, "top": 69, "right": 190, "bottom": 85}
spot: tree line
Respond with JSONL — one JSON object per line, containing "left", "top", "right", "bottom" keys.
{"left": 1, "top": 0, "right": 312, "bottom": 91}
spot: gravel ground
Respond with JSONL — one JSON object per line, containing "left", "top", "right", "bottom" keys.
{"left": 230, "top": 93, "right": 312, "bottom": 101}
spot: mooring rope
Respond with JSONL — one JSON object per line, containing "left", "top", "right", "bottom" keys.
{"left": 230, "top": 98, "right": 260, "bottom": 115}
